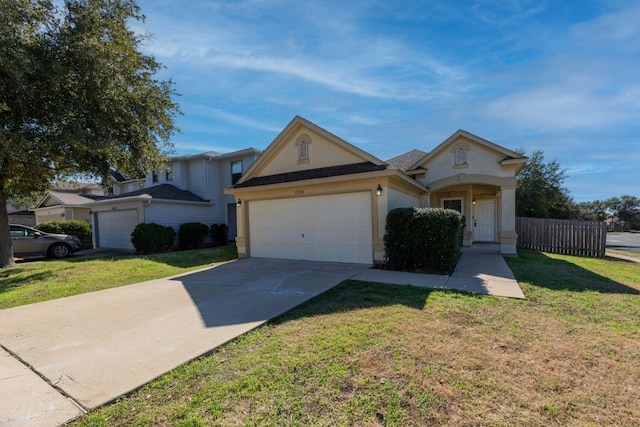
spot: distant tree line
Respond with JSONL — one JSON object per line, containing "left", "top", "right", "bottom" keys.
{"left": 577, "top": 196, "right": 640, "bottom": 230}
{"left": 516, "top": 150, "right": 639, "bottom": 230}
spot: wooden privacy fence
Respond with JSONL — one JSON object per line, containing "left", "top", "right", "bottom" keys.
{"left": 516, "top": 217, "right": 607, "bottom": 257}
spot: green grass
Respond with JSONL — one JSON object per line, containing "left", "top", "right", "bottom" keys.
{"left": 0, "top": 246, "right": 237, "bottom": 309}
{"left": 607, "top": 248, "right": 640, "bottom": 259}
{"left": 73, "top": 250, "right": 640, "bottom": 426}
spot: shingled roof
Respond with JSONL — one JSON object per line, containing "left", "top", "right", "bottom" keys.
{"left": 233, "top": 162, "right": 389, "bottom": 189}
{"left": 113, "top": 184, "right": 207, "bottom": 202}
{"left": 386, "top": 149, "right": 428, "bottom": 172}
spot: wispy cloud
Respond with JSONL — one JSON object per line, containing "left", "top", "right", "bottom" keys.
{"left": 470, "top": 0, "right": 546, "bottom": 25}
{"left": 193, "top": 106, "right": 282, "bottom": 133}
{"left": 571, "top": 3, "right": 640, "bottom": 51}
{"left": 136, "top": 1, "right": 470, "bottom": 101}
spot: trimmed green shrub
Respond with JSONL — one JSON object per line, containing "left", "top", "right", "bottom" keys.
{"left": 130, "top": 223, "right": 176, "bottom": 254}
{"left": 35, "top": 220, "right": 93, "bottom": 248}
{"left": 179, "top": 222, "right": 209, "bottom": 250}
{"left": 210, "top": 223, "right": 229, "bottom": 246}
{"left": 384, "top": 207, "right": 464, "bottom": 274}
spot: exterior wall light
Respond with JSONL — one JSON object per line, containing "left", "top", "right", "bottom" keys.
{"left": 375, "top": 185, "right": 383, "bottom": 196}
{"left": 472, "top": 199, "right": 476, "bottom": 205}
{"left": 236, "top": 199, "right": 242, "bottom": 207}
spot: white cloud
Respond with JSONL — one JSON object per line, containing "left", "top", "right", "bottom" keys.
{"left": 135, "top": 0, "right": 470, "bottom": 101}
{"left": 470, "top": 0, "right": 546, "bottom": 25}
{"left": 483, "top": 85, "right": 638, "bottom": 131}
{"left": 571, "top": 3, "right": 640, "bottom": 51}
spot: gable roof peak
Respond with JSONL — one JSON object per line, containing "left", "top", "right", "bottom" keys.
{"left": 236, "top": 115, "right": 386, "bottom": 186}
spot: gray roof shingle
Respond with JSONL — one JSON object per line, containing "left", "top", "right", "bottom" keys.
{"left": 386, "top": 149, "right": 428, "bottom": 171}
{"left": 114, "top": 184, "right": 207, "bottom": 202}
{"left": 233, "top": 162, "right": 388, "bottom": 189}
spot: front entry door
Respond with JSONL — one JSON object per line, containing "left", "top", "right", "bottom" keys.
{"left": 474, "top": 200, "right": 495, "bottom": 242}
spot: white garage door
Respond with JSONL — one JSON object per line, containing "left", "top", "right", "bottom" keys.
{"left": 96, "top": 209, "right": 139, "bottom": 249}
{"left": 249, "top": 192, "right": 373, "bottom": 264}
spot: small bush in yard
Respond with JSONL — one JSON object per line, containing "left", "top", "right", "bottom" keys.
{"left": 384, "top": 207, "right": 464, "bottom": 274}
{"left": 35, "top": 220, "right": 93, "bottom": 248}
{"left": 210, "top": 223, "right": 229, "bottom": 246}
{"left": 130, "top": 223, "right": 176, "bottom": 254}
{"left": 179, "top": 222, "right": 209, "bottom": 250}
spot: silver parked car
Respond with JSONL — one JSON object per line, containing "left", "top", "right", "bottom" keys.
{"left": 10, "top": 224, "right": 83, "bottom": 259}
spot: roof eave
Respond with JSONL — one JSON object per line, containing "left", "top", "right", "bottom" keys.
{"left": 225, "top": 168, "right": 427, "bottom": 195}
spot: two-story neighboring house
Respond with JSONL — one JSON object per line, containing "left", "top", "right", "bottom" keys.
{"left": 89, "top": 148, "right": 261, "bottom": 249}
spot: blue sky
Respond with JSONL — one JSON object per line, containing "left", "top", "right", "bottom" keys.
{"left": 134, "top": 0, "right": 640, "bottom": 202}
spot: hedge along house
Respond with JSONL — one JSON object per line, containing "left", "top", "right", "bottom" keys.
{"left": 225, "top": 116, "right": 527, "bottom": 264}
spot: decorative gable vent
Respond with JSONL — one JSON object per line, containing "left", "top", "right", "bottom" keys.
{"left": 455, "top": 147, "right": 467, "bottom": 165}
{"left": 296, "top": 135, "right": 311, "bottom": 162}
{"left": 298, "top": 140, "right": 308, "bottom": 160}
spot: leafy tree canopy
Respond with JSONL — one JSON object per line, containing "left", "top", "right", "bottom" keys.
{"left": 516, "top": 149, "right": 578, "bottom": 219}
{"left": 0, "top": 0, "right": 180, "bottom": 267}
{"left": 578, "top": 195, "right": 640, "bottom": 230}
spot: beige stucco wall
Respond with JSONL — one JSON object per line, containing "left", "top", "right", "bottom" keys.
{"left": 230, "top": 173, "right": 423, "bottom": 263}
{"left": 422, "top": 136, "right": 517, "bottom": 181}
{"left": 35, "top": 206, "right": 92, "bottom": 223}
{"left": 257, "top": 128, "right": 368, "bottom": 177}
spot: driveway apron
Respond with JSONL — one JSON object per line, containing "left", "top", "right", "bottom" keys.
{"left": 0, "top": 258, "right": 367, "bottom": 426}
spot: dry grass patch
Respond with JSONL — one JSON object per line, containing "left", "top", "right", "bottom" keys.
{"left": 76, "top": 252, "right": 640, "bottom": 426}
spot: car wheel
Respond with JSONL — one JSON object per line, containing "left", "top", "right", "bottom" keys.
{"left": 48, "top": 243, "right": 71, "bottom": 259}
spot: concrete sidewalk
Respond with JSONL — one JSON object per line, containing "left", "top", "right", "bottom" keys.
{"left": 353, "top": 244, "right": 525, "bottom": 299}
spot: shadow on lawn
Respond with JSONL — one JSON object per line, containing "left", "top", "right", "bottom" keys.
{"left": 169, "top": 258, "right": 442, "bottom": 329}
{"left": 274, "top": 280, "right": 436, "bottom": 323}
{"left": 0, "top": 268, "right": 53, "bottom": 294}
{"left": 507, "top": 250, "right": 639, "bottom": 295}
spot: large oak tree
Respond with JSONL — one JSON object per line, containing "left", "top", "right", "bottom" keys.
{"left": 1, "top": 0, "right": 180, "bottom": 267}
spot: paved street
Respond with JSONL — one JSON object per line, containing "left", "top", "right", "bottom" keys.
{"left": 607, "top": 232, "right": 640, "bottom": 255}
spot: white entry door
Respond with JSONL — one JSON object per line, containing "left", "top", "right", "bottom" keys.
{"left": 248, "top": 192, "right": 373, "bottom": 264}
{"left": 474, "top": 200, "right": 495, "bottom": 242}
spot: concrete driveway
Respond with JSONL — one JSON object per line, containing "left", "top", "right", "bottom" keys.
{"left": 0, "top": 258, "right": 367, "bottom": 426}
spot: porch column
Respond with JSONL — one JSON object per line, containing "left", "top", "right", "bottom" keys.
{"left": 235, "top": 201, "right": 248, "bottom": 258}
{"left": 499, "top": 186, "right": 518, "bottom": 255}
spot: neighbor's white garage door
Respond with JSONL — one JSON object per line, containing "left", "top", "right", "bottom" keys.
{"left": 96, "top": 209, "right": 139, "bottom": 249}
{"left": 249, "top": 192, "right": 373, "bottom": 264}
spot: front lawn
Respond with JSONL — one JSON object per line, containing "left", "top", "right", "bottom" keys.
{"left": 0, "top": 246, "right": 237, "bottom": 309}
{"left": 75, "top": 251, "right": 640, "bottom": 426}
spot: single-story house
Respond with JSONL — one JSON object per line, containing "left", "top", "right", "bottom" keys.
{"left": 32, "top": 191, "right": 107, "bottom": 224}
{"left": 31, "top": 183, "right": 106, "bottom": 224}
{"left": 225, "top": 116, "right": 527, "bottom": 264}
